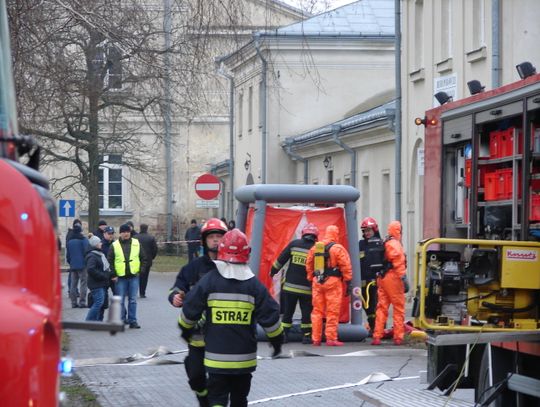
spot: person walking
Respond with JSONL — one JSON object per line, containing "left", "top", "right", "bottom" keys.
{"left": 168, "top": 218, "right": 228, "bottom": 407}
{"left": 358, "top": 217, "right": 385, "bottom": 335}
{"left": 65, "top": 218, "right": 83, "bottom": 295}
{"left": 185, "top": 219, "right": 202, "bottom": 263}
{"left": 305, "top": 225, "right": 352, "bottom": 347}
{"left": 85, "top": 235, "right": 114, "bottom": 321}
{"left": 66, "top": 223, "right": 89, "bottom": 308}
{"left": 108, "top": 223, "right": 147, "bottom": 329}
{"left": 137, "top": 224, "right": 158, "bottom": 298}
{"left": 270, "top": 223, "right": 318, "bottom": 344}
{"left": 372, "top": 220, "right": 407, "bottom": 346}
{"left": 178, "top": 229, "right": 283, "bottom": 407}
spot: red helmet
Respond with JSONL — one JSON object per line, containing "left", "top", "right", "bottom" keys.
{"left": 217, "top": 229, "right": 251, "bottom": 263}
{"left": 301, "top": 223, "right": 319, "bottom": 239}
{"left": 360, "top": 217, "right": 378, "bottom": 232}
{"left": 201, "top": 218, "right": 228, "bottom": 241}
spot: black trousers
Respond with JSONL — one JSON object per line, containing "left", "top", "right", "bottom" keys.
{"left": 184, "top": 345, "right": 207, "bottom": 394}
{"left": 207, "top": 373, "right": 252, "bottom": 407}
{"left": 361, "top": 280, "right": 378, "bottom": 332}
{"left": 187, "top": 244, "right": 201, "bottom": 263}
{"left": 139, "top": 262, "right": 152, "bottom": 296}
{"left": 282, "top": 291, "right": 312, "bottom": 334}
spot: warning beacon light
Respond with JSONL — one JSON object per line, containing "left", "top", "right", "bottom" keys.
{"left": 414, "top": 116, "right": 437, "bottom": 127}
{"left": 516, "top": 61, "right": 536, "bottom": 79}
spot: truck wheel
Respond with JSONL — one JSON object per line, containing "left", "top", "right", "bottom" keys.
{"left": 475, "top": 346, "right": 513, "bottom": 406}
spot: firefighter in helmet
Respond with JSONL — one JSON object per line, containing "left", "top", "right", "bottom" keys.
{"left": 168, "top": 218, "right": 228, "bottom": 407}
{"left": 372, "top": 220, "right": 407, "bottom": 346}
{"left": 305, "top": 225, "right": 352, "bottom": 346}
{"left": 359, "top": 217, "right": 385, "bottom": 334}
{"left": 270, "top": 223, "right": 319, "bottom": 344}
{"left": 178, "top": 229, "right": 283, "bottom": 406}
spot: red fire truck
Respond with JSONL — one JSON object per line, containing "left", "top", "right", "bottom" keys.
{"left": 1, "top": 2, "right": 123, "bottom": 404}
{"left": 413, "top": 72, "right": 540, "bottom": 405}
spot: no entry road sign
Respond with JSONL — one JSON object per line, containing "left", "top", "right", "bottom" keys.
{"left": 195, "top": 173, "right": 221, "bottom": 200}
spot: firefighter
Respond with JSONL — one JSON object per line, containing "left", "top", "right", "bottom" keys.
{"left": 168, "top": 218, "right": 228, "bottom": 407}
{"left": 358, "top": 217, "right": 385, "bottom": 335}
{"left": 270, "top": 223, "right": 318, "bottom": 344}
{"left": 372, "top": 220, "right": 407, "bottom": 346}
{"left": 178, "top": 229, "right": 283, "bottom": 407}
{"left": 305, "top": 225, "right": 352, "bottom": 346}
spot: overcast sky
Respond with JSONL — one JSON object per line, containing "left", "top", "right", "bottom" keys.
{"left": 282, "top": 0, "right": 357, "bottom": 13}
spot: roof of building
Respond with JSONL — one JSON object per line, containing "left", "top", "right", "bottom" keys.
{"left": 269, "top": 0, "right": 394, "bottom": 37}
{"left": 283, "top": 99, "right": 396, "bottom": 147}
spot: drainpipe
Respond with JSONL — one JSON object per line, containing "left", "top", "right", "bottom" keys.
{"left": 394, "top": 0, "right": 402, "bottom": 221}
{"left": 217, "top": 60, "right": 235, "bottom": 221}
{"left": 163, "top": 0, "right": 173, "bottom": 244}
{"left": 284, "top": 143, "right": 308, "bottom": 184}
{"left": 254, "top": 34, "right": 267, "bottom": 184}
{"left": 492, "top": 0, "right": 501, "bottom": 88}
{"left": 331, "top": 125, "right": 356, "bottom": 188}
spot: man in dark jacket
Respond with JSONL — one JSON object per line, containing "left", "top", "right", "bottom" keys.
{"left": 101, "top": 226, "right": 115, "bottom": 257}
{"left": 108, "top": 223, "right": 147, "bottom": 328}
{"left": 358, "top": 217, "right": 385, "bottom": 334}
{"left": 137, "top": 223, "right": 158, "bottom": 298}
{"left": 185, "top": 219, "right": 201, "bottom": 263}
{"left": 85, "top": 235, "right": 115, "bottom": 321}
{"left": 179, "top": 229, "right": 283, "bottom": 407}
{"left": 94, "top": 219, "right": 108, "bottom": 240}
{"left": 67, "top": 224, "right": 89, "bottom": 308}
{"left": 270, "top": 223, "right": 318, "bottom": 344}
{"left": 169, "top": 218, "right": 228, "bottom": 407}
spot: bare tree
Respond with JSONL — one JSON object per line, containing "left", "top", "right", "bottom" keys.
{"left": 7, "top": 0, "right": 249, "bottom": 230}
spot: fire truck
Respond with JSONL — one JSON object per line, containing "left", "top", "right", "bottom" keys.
{"left": 413, "top": 72, "right": 540, "bottom": 406}
{"left": 1, "top": 1, "right": 123, "bottom": 404}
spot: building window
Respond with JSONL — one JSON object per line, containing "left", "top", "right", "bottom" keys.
{"left": 248, "top": 86, "right": 253, "bottom": 132}
{"left": 440, "top": 0, "right": 451, "bottom": 60}
{"left": 327, "top": 170, "right": 334, "bottom": 185}
{"left": 99, "top": 154, "right": 123, "bottom": 210}
{"left": 414, "top": 0, "right": 424, "bottom": 69}
{"left": 237, "top": 91, "right": 243, "bottom": 138}
{"left": 362, "top": 174, "right": 369, "bottom": 216}
{"left": 105, "top": 45, "right": 122, "bottom": 90}
{"left": 472, "top": 0, "right": 485, "bottom": 49}
{"left": 381, "top": 172, "right": 390, "bottom": 229}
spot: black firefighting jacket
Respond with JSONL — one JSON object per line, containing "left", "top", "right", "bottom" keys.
{"left": 359, "top": 233, "right": 385, "bottom": 281}
{"left": 179, "top": 266, "right": 282, "bottom": 374}
{"left": 270, "top": 237, "right": 315, "bottom": 296}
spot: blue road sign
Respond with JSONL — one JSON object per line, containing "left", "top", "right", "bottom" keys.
{"left": 59, "top": 199, "right": 75, "bottom": 217}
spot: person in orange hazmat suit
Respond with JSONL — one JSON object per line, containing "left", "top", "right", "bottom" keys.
{"left": 305, "top": 225, "right": 352, "bottom": 346}
{"left": 372, "top": 220, "right": 407, "bottom": 346}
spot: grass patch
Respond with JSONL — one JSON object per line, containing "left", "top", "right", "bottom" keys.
{"left": 152, "top": 254, "right": 187, "bottom": 273}
{"left": 60, "top": 332, "right": 101, "bottom": 406}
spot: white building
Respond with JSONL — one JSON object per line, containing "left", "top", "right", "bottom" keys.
{"left": 219, "top": 0, "right": 396, "bottom": 224}
{"left": 401, "top": 0, "right": 540, "bottom": 259}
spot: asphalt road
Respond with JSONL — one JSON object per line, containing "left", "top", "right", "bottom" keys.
{"left": 62, "top": 271, "right": 474, "bottom": 406}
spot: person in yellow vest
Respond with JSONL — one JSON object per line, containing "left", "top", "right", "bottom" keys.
{"left": 107, "top": 223, "right": 148, "bottom": 328}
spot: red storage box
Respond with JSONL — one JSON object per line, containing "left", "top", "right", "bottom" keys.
{"left": 484, "top": 171, "right": 499, "bottom": 200}
{"left": 531, "top": 194, "right": 540, "bottom": 221}
{"left": 499, "top": 128, "right": 523, "bottom": 157}
{"left": 489, "top": 131, "right": 500, "bottom": 158}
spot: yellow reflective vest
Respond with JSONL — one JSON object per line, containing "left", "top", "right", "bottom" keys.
{"left": 112, "top": 239, "right": 141, "bottom": 276}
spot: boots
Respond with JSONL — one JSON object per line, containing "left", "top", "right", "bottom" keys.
{"left": 302, "top": 334, "right": 312, "bottom": 344}
{"left": 196, "top": 395, "right": 209, "bottom": 407}
{"left": 283, "top": 328, "right": 289, "bottom": 344}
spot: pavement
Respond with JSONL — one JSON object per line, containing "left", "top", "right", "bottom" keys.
{"left": 62, "top": 272, "right": 475, "bottom": 406}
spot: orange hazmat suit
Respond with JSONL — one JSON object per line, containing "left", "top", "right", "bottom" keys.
{"left": 306, "top": 225, "right": 352, "bottom": 343}
{"left": 373, "top": 220, "right": 406, "bottom": 342}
